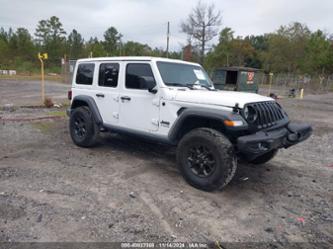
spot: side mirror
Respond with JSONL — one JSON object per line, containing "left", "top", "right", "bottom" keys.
{"left": 140, "top": 77, "right": 158, "bottom": 94}
{"left": 148, "top": 86, "right": 158, "bottom": 94}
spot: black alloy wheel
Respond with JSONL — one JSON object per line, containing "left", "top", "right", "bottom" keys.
{"left": 187, "top": 145, "right": 217, "bottom": 177}
{"left": 177, "top": 128, "right": 237, "bottom": 191}
{"left": 69, "top": 106, "right": 98, "bottom": 147}
{"left": 73, "top": 113, "right": 87, "bottom": 138}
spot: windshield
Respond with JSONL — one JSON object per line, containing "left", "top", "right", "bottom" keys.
{"left": 157, "top": 61, "right": 213, "bottom": 87}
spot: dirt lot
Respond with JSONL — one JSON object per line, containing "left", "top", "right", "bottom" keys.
{"left": 0, "top": 79, "right": 68, "bottom": 106}
{"left": 0, "top": 80, "right": 332, "bottom": 247}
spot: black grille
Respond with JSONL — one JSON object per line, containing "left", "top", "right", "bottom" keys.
{"left": 245, "top": 101, "right": 287, "bottom": 129}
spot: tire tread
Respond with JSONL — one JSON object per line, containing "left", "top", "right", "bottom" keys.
{"left": 69, "top": 106, "right": 98, "bottom": 148}
{"left": 177, "top": 128, "right": 237, "bottom": 191}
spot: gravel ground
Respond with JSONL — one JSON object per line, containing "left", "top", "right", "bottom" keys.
{"left": 0, "top": 79, "right": 68, "bottom": 106}
{"left": 0, "top": 93, "right": 332, "bottom": 247}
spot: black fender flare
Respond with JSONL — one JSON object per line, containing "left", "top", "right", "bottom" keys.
{"left": 71, "top": 95, "right": 103, "bottom": 126}
{"left": 168, "top": 107, "right": 247, "bottom": 143}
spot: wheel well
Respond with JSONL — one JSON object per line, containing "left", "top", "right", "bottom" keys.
{"left": 71, "top": 99, "right": 89, "bottom": 109}
{"left": 70, "top": 97, "right": 103, "bottom": 126}
{"left": 176, "top": 117, "right": 226, "bottom": 142}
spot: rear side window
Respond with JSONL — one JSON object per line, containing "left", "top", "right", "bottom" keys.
{"left": 99, "top": 63, "right": 119, "bottom": 87}
{"left": 76, "top": 63, "right": 95, "bottom": 85}
{"left": 126, "top": 64, "right": 155, "bottom": 90}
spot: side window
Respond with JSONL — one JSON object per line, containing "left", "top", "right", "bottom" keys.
{"left": 126, "top": 63, "right": 156, "bottom": 90}
{"left": 98, "top": 63, "right": 119, "bottom": 88}
{"left": 76, "top": 63, "right": 95, "bottom": 85}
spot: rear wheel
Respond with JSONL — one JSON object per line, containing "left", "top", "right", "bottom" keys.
{"left": 69, "top": 106, "right": 98, "bottom": 147}
{"left": 250, "top": 149, "right": 278, "bottom": 165}
{"left": 177, "top": 128, "right": 237, "bottom": 191}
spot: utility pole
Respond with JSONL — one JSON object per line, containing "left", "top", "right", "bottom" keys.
{"left": 63, "top": 54, "right": 67, "bottom": 84}
{"left": 166, "top": 21, "right": 170, "bottom": 58}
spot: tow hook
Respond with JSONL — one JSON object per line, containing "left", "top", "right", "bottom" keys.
{"left": 287, "top": 132, "right": 299, "bottom": 142}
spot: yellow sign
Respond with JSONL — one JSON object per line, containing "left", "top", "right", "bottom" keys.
{"left": 38, "top": 53, "right": 48, "bottom": 60}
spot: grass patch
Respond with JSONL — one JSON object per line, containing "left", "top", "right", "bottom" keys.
{"left": 31, "top": 121, "right": 56, "bottom": 134}
{"left": 47, "top": 110, "right": 67, "bottom": 117}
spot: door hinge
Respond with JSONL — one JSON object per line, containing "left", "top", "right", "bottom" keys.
{"left": 160, "top": 121, "right": 170, "bottom": 128}
{"left": 152, "top": 98, "right": 160, "bottom": 107}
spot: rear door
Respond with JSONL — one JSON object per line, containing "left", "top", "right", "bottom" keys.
{"left": 72, "top": 62, "right": 95, "bottom": 100}
{"left": 93, "top": 62, "right": 121, "bottom": 125}
{"left": 118, "top": 62, "right": 160, "bottom": 132}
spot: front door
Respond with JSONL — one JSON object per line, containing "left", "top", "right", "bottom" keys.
{"left": 93, "top": 62, "right": 121, "bottom": 125}
{"left": 119, "top": 63, "right": 160, "bottom": 132}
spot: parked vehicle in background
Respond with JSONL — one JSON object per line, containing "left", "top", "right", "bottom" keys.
{"left": 67, "top": 57, "right": 312, "bottom": 191}
{"left": 211, "top": 67, "right": 260, "bottom": 93}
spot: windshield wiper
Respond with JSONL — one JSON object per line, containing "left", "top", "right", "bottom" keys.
{"left": 186, "top": 83, "right": 216, "bottom": 91}
{"left": 167, "top": 83, "right": 194, "bottom": 89}
{"left": 166, "top": 82, "right": 216, "bottom": 91}
{"left": 199, "top": 84, "right": 216, "bottom": 91}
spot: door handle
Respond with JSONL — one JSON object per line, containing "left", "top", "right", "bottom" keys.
{"left": 121, "top": 96, "right": 131, "bottom": 101}
{"left": 96, "top": 93, "right": 105, "bottom": 98}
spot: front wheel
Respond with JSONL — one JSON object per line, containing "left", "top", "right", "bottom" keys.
{"left": 177, "top": 128, "right": 237, "bottom": 191}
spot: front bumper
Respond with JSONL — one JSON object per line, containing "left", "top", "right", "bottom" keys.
{"left": 237, "top": 122, "right": 312, "bottom": 160}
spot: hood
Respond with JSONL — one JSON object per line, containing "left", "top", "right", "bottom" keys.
{"left": 174, "top": 89, "right": 273, "bottom": 108}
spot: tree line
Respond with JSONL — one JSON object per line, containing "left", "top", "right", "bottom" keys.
{"left": 0, "top": 16, "right": 180, "bottom": 73}
{"left": 181, "top": 2, "right": 333, "bottom": 76}
{"left": 205, "top": 23, "right": 333, "bottom": 76}
{"left": 0, "top": 6, "right": 332, "bottom": 76}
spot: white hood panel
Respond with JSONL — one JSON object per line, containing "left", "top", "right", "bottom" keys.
{"left": 174, "top": 90, "right": 273, "bottom": 108}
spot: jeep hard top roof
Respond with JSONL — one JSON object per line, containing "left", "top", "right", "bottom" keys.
{"left": 77, "top": 56, "right": 200, "bottom": 66}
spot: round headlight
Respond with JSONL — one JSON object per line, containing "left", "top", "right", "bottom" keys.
{"left": 243, "top": 106, "right": 258, "bottom": 123}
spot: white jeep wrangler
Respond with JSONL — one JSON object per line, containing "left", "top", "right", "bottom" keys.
{"left": 68, "top": 57, "right": 312, "bottom": 191}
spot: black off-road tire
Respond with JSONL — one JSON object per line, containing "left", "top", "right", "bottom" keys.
{"left": 250, "top": 149, "right": 278, "bottom": 165}
{"left": 69, "top": 106, "right": 98, "bottom": 148}
{"left": 176, "top": 128, "right": 237, "bottom": 191}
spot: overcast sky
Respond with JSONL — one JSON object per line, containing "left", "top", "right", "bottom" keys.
{"left": 0, "top": 0, "right": 332, "bottom": 51}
